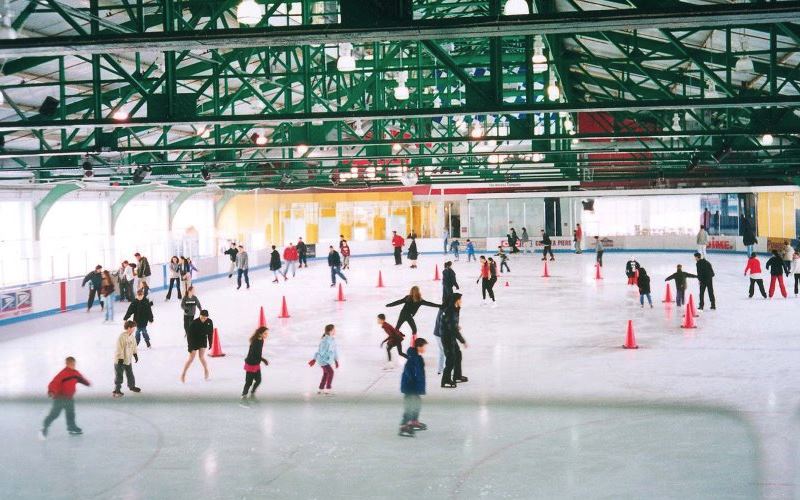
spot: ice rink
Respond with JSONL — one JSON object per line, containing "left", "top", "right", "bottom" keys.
{"left": 1, "top": 251, "right": 799, "bottom": 499}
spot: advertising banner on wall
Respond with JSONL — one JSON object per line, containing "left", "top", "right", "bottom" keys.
{"left": 533, "top": 237, "right": 575, "bottom": 249}
{"left": 707, "top": 236, "right": 736, "bottom": 251}
{"left": 305, "top": 244, "right": 317, "bottom": 258}
{"left": 0, "top": 288, "right": 32, "bottom": 319}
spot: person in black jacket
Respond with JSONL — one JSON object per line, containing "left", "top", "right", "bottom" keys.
{"left": 765, "top": 250, "right": 788, "bottom": 298}
{"left": 386, "top": 286, "right": 440, "bottom": 340}
{"left": 328, "top": 246, "right": 347, "bottom": 286}
{"left": 441, "top": 261, "right": 459, "bottom": 302}
{"left": 694, "top": 252, "right": 716, "bottom": 310}
{"left": 267, "top": 245, "right": 282, "bottom": 283}
{"left": 134, "top": 253, "right": 151, "bottom": 297}
{"left": 181, "top": 310, "right": 212, "bottom": 383}
{"left": 440, "top": 293, "right": 468, "bottom": 388}
{"left": 241, "top": 326, "right": 269, "bottom": 403}
{"left": 539, "top": 230, "right": 555, "bottom": 261}
{"left": 123, "top": 289, "right": 154, "bottom": 347}
{"left": 407, "top": 236, "right": 419, "bottom": 268}
{"left": 625, "top": 258, "right": 640, "bottom": 285}
{"left": 297, "top": 238, "right": 308, "bottom": 268}
{"left": 637, "top": 267, "right": 652, "bottom": 308}
{"left": 81, "top": 265, "right": 104, "bottom": 312}
{"left": 223, "top": 242, "right": 238, "bottom": 278}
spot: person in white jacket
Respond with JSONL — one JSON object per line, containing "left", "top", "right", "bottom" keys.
{"left": 696, "top": 225, "right": 709, "bottom": 257}
{"left": 113, "top": 321, "right": 141, "bottom": 397}
{"left": 782, "top": 241, "right": 794, "bottom": 277}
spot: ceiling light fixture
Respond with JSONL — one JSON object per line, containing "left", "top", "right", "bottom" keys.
{"left": 672, "top": 112, "right": 681, "bottom": 132}
{"left": 255, "top": 134, "right": 268, "bottom": 146}
{"left": 394, "top": 72, "right": 410, "bottom": 101}
{"left": 547, "top": 75, "right": 560, "bottom": 101}
{"left": 761, "top": 133, "right": 774, "bottom": 146}
{"left": 337, "top": 43, "right": 356, "bottom": 72}
{"left": 236, "top": 0, "right": 264, "bottom": 25}
{"left": 563, "top": 115, "right": 574, "bottom": 132}
{"left": 470, "top": 120, "right": 484, "bottom": 139}
{"left": 531, "top": 35, "right": 547, "bottom": 73}
{"left": 735, "top": 31, "right": 754, "bottom": 72}
{"left": 503, "top": 0, "right": 530, "bottom": 16}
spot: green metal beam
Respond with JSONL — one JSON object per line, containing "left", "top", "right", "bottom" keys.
{"left": 34, "top": 183, "right": 82, "bottom": 240}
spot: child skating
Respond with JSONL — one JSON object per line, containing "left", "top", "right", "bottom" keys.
{"left": 378, "top": 313, "right": 407, "bottom": 369}
{"left": 449, "top": 239, "right": 460, "bottom": 261}
{"left": 465, "top": 239, "right": 476, "bottom": 262}
{"left": 664, "top": 264, "right": 697, "bottom": 307}
{"left": 241, "top": 326, "right": 269, "bottom": 406}
{"left": 308, "top": 324, "right": 339, "bottom": 395}
{"left": 40, "top": 356, "right": 90, "bottom": 439}
{"left": 637, "top": 267, "right": 653, "bottom": 308}
{"left": 495, "top": 246, "right": 510, "bottom": 273}
{"left": 398, "top": 338, "right": 428, "bottom": 438}
{"left": 113, "top": 321, "right": 141, "bottom": 397}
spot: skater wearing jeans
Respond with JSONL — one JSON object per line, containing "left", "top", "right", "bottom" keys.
{"left": 765, "top": 250, "right": 788, "bottom": 298}
{"left": 124, "top": 289, "right": 154, "bottom": 347}
{"left": 665, "top": 265, "right": 697, "bottom": 307}
{"left": 281, "top": 243, "right": 299, "bottom": 279}
{"left": 241, "top": 326, "right": 269, "bottom": 404}
{"left": 327, "top": 246, "right": 348, "bottom": 286}
{"left": 100, "top": 271, "right": 116, "bottom": 322}
{"left": 637, "top": 268, "right": 653, "bottom": 308}
{"left": 744, "top": 253, "right": 767, "bottom": 298}
{"left": 181, "top": 287, "right": 202, "bottom": 335}
{"left": 297, "top": 238, "right": 308, "bottom": 268}
{"left": 398, "top": 338, "right": 428, "bottom": 438}
{"left": 112, "top": 321, "right": 141, "bottom": 397}
{"left": 477, "top": 256, "right": 496, "bottom": 305}
{"left": 166, "top": 256, "right": 183, "bottom": 300}
{"left": 466, "top": 239, "right": 476, "bottom": 261}
{"left": 40, "top": 357, "right": 90, "bottom": 439}
{"left": 236, "top": 245, "right": 250, "bottom": 289}
{"left": 308, "top": 324, "right": 338, "bottom": 395}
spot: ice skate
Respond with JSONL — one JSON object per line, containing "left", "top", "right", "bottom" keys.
{"left": 323, "top": 389, "right": 334, "bottom": 396}
{"left": 68, "top": 427, "right": 83, "bottom": 435}
{"left": 456, "top": 376, "right": 469, "bottom": 383}
{"left": 398, "top": 425, "right": 415, "bottom": 438}
{"left": 38, "top": 428, "right": 47, "bottom": 440}
{"left": 410, "top": 421, "right": 427, "bottom": 431}
{"left": 129, "top": 387, "right": 141, "bottom": 393}
{"left": 112, "top": 390, "right": 124, "bottom": 398}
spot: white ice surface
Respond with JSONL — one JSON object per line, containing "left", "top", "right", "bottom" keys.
{"left": 1, "top": 252, "right": 798, "bottom": 499}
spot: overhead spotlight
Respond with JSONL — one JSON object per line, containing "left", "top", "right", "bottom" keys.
{"left": 399, "top": 171, "right": 419, "bottom": 186}
{"left": 200, "top": 167, "right": 211, "bottom": 181}
{"left": 547, "top": 75, "right": 560, "bottom": 101}
{"left": 393, "top": 72, "right": 410, "bottom": 101}
{"left": 672, "top": 112, "right": 681, "bottom": 132}
{"left": 131, "top": 165, "right": 152, "bottom": 184}
{"left": 735, "top": 54, "right": 754, "bottom": 73}
{"left": 81, "top": 156, "right": 93, "bottom": 178}
{"left": 236, "top": 0, "right": 264, "bottom": 25}
{"left": 531, "top": 35, "right": 548, "bottom": 74}
{"left": 112, "top": 109, "right": 129, "bottom": 121}
{"left": 337, "top": 43, "right": 356, "bottom": 72}
{"left": 712, "top": 142, "right": 732, "bottom": 163}
{"left": 469, "top": 120, "right": 484, "bottom": 139}
{"left": 687, "top": 152, "right": 700, "bottom": 171}
{"left": 295, "top": 144, "right": 309, "bottom": 155}
{"left": 760, "top": 133, "right": 774, "bottom": 146}
{"left": 563, "top": 115, "right": 574, "bottom": 132}
{"left": 255, "top": 133, "right": 268, "bottom": 146}
{"left": 503, "top": 0, "right": 530, "bottom": 15}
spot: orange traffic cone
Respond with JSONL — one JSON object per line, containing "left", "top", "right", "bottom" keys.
{"left": 680, "top": 302, "right": 697, "bottom": 329}
{"left": 377, "top": 271, "right": 385, "bottom": 288}
{"left": 595, "top": 263, "right": 603, "bottom": 280}
{"left": 258, "top": 306, "right": 267, "bottom": 328}
{"left": 622, "top": 320, "right": 638, "bottom": 349}
{"left": 541, "top": 260, "right": 550, "bottom": 278}
{"left": 336, "top": 283, "right": 346, "bottom": 302}
{"left": 433, "top": 264, "right": 441, "bottom": 281}
{"left": 687, "top": 294, "right": 699, "bottom": 317}
{"left": 662, "top": 283, "right": 674, "bottom": 303}
{"left": 209, "top": 328, "right": 226, "bottom": 357}
{"left": 278, "top": 296, "right": 290, "bottom": 318}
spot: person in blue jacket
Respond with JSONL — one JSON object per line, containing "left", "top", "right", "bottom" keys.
{"left": 398, "top": 337, "right": 428, "bottom": 437}
{"left": 465, "top": 239, "right": 476, "bottom": 262}
{"left": 308, "top": 324, "right": 339, "bottom": 395}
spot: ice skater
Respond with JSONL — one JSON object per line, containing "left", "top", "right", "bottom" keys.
{"left": 241, "top": 326, "right": 269, "bottom": 404}
{"left": 477, "top": 256, "right": 496, "bottom": 306}
{"left": 40, "top": 356, "right": 90, "bottom": 439}
{"left": 694, "top": 252, "right": 716, "bottom": 310}
{"left": 297, "top": 237, "right": 308, "bottom": 268}
{"left": 386, "top": 286, "right": 441, "bottom": 342}
{"left": 521, "top": 227, "right": 531, "bottom": 253}
{"left": 442, "top": 261, "right": 459, "bottom": 302}
{"left": 594, "top": 236, "right": 604, "bottom": 266}
{"left": 124, "top": 289, "right": 154, "bottom": 347}
{"left": 495, "top": 246, "right": 510, "bottom": 273}
{"left": 181, "top": 309, "right": 213, "bottom": 382}
{"left": 181, "top": 286, "right": 202, "bottom": 335}
{"left": 308, "top": 324, "right": 339, "bottom": 395}
{"left": 539, "top": 230, "right": 555, "bottom": 261}
{"left": 113, "top": 321, "right": 141, "bottom": 397}
{"left": 378, "top": 313, "right": 407, "bottom": 368}
{"left": 625, "top": 258, "right": 640, "bottom": 285}
{"left": 744, "top": 253, "right": 767, "bottom": 299}
{"left": 637, "top": 267, "right": 653, "bottom": 308}
{"left": 792, "top": 251, "right": 800, "bottom": 296}
{"left": 696, "top": 226, "right": 709, "bottom": 258}
{"left": 509, "top": 228, "right": 520, "bottom": 253}
{"left": 269, "top": 245, "right": 282, "bottom": 283}
{"left": 449, "top": 239, "right": 460, "bottom": 261}
{"left": 166, "top": 256, "right": 183, "bottom": 300}
{"left": 391, "top": 231, "right": 405, "bottom": 265}
{"left": 782, "top": 241, "right": 794, "bottom": 276}
{"left": 440, "top": 293, "right": 468, "bottom": 388}
{"left": 664, "top": 264, "right": 696, "bottom": 307}
{"left": 134, "top": 252, "right": 151, "bottom": 297}
{"left": 488, "top": 257, "right": 499, "bottom": 300}
{"left": 398, "top": 338, "right": 428, "bottom": 438}
{"left": 574, "top": 224, "right": 583, "bottom": 254}
{"left": 465, "top": 239, "right": 476, "bottom": 261}
{"left": 100, "top": 270, "right": 116, "bottom": 322}
{"left": 236, "top": 244, "right": 250, "bottom": 289}
{"left": 180, "top": 256, "right": 197, "bottom": 295}
{"left": 341, "top": 239, "right": 351, "bottom": 269}
{"left": 224, "top": 242, "right": 238, "bottom": 278}
{"left": 281, "top": 242, "right": 299, "bottom": 279}
{"left": 81, "top": 265, "right": 104, "bottom": 312}
{"left": 765, "top": 250, "right": 787, "bottom": 299}
{"left": 328, "top": 246, "right": 348, "bottom": 286}
{"left": 408, "top": 236, "right": 419, "bottom": 268}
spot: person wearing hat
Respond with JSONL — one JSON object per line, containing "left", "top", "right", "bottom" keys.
{"left": 440, "top": 293, "right": 468, "bottom": 388}
{"left": 181, "top": 309, "right": 213, "bottom": 382}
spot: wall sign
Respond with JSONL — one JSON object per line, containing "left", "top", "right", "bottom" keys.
{"left": 0, "top": 288, "right": 32, "bottom": 319}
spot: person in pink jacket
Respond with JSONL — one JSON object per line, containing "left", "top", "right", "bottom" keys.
{"left": 743, "top": 253, "right": 767, "bottom": 298}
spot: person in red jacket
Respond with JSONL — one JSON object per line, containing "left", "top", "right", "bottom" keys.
{"left": 341, "top": 239, "right": 352, "bottom": 269}
{"left": 281, "top": 242, "right": 299, "bottom": 280}
{"left": 744, "top": 252, "right": 767, "bottom": 298}
{"left": 40, "top": 356, "right": 90, "bottom": 439}
{"left": 391, "top": 231, "right": 405, "bottom": 265}
{"left": 378, "top": 313, "right": 407, "bottom": 368}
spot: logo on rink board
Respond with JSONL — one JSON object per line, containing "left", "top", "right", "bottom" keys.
{"left": 707, "top": 237, "right": 734, "bottom": 250}
{"left": 0, "top": 288, "right": 32, "bottom": 319}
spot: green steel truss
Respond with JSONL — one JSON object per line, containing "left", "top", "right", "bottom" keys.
{"left": 0, "top": 0, "right": 797, "bottom": 190}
